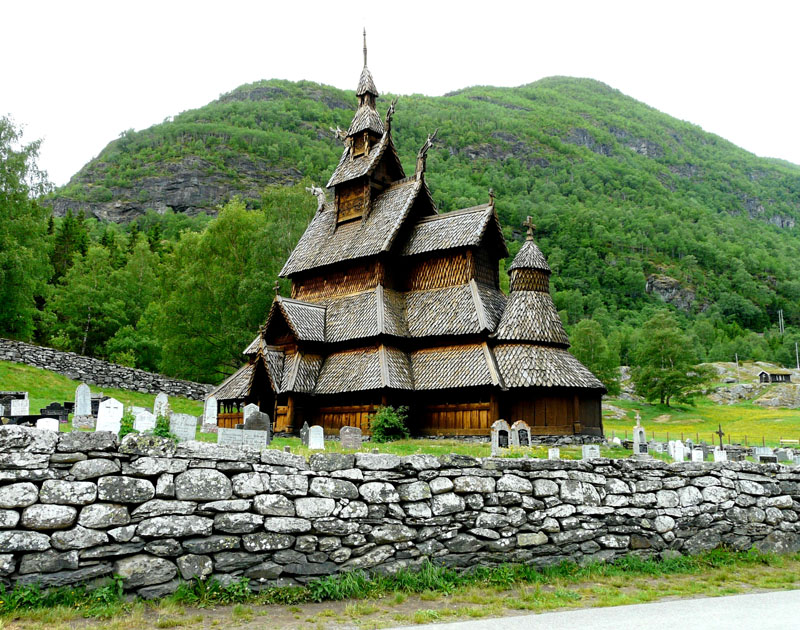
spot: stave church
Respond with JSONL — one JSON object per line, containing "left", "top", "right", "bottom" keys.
{"left": 212, "top": 34, "right": 606, "bottom": 437}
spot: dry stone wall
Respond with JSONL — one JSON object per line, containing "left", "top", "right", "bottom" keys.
{"left": 0, "top": 338, "right": 211, "bottom": 400}
{"left": 2, "top": 425, "right": 800, "bottom": 599}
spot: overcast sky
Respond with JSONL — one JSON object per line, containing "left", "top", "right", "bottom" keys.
{"left": 5, "top": 0, "right": 799, "bottom": 186}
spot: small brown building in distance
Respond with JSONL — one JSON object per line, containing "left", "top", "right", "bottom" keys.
{"left": 758, "top": 370, "right": 792, "bottom": 384}
{"left": 212, "top": 36, "right": 606, "bottom": 437}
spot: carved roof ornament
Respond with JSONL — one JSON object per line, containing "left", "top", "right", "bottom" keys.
{"left": 488, "top": 188, "right": 496, "bottom": 207}
{"left": 523, "top": 216, "right": 536, "bottom": 241}
{"left": 416, "top": 129, "right": 438, "bottom": 179}
{"left": 385, "top": 97, "right": 397, "bottom": 131}
{"left": 273, "top": 280, "right": 281, "bottom": 296}
{"left": 305, "top": 184, "right": 326, "bottom": 213}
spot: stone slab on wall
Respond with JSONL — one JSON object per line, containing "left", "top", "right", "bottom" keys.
{"left": 0, "top": 338, "right": 211, "bottom": 401}
{"left": 1, "top": 425, "right": 799, "bottom": 598}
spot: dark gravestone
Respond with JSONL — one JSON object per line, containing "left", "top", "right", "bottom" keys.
{"left": 518, "top": 429, "right": 530, "bottom": 447}
{"left": 40, "top": 403, "right": 69, "bottom": 424}
{"left": 300, "top": 422, "right": 310, "bottom": 447}
{"left": 498, "top": 430, "right": 509, "bottom": 448}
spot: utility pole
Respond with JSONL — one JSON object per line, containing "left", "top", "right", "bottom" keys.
{"left": 795, "top": 341, "right": 799, "bottom": 370}
{"left": 735, "top": 353, "right": 740, "bottom": 383}
{"left": 778, "top": 309, "right": 785, "bottom": 335}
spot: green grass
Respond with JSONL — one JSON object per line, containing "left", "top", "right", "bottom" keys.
{"left": 604, "top": 396, "right": 800, "bottom": 447}
{"left": 4, "top": 550, "right": 799, "bottom": 626}
{"left": 0, "top": 360, "right": 203, "bottom": 421}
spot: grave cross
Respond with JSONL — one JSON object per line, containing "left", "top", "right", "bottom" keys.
{"left": 523, "top": 216, "right": 536, "bottom": 240}
{"left": 715, "top": 424, "right": 725, "bottom": 450}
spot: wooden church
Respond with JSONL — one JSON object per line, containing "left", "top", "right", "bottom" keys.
{"left": 212, "top": 35, "right": 606, "bottom": 437}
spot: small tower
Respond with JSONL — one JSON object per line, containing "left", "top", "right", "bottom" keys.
{"left": 493, "top": 217, "right": 569, "bottom": 346}
{"left": 327, "top": 29, "right": 405, "bottom": 225}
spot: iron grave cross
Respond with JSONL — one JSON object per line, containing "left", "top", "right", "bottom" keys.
{"left": 715, "top": 424, "right": 725, "bottom": 449}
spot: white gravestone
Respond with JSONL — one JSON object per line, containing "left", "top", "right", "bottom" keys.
{"left": 611, "top": 436, "right": 622, "bottom": 447}
{"left": 713, "top": 448, "right": 728, "bottom": 463}
{"left": 581, "top": 444, "right": 601, "bottom": 461}
{"left": 74, "top": 383, "right": 92, "bottom": 416}
{"left": 133, "top": 409, "right": 156, "bottom": 432}
{"left": 169, "top": 414, "right": 198, "bottom": 443}
{"left": 308, "top": 425, "right": 324, "bottom": 450}
{"left": 217, "top": 428, "right": 269, "bottom": 448}
{"left": 548, "top": 447, "right": 560, "bottom": 460}
{"left": 692, "top": 447, "right": 705, "bottom": 463}
{"left": 36, "top": 417, "right": 59, "bottom": 432}
{"left": 96, "top": 398, "right": 124, "bottom": 434}
{"left": 203, "top": 395, "right": 218, "bottom": 431}
{"left": 10, "top": 395, "right": 29, "bottom": 416}
{"left": 490, "top": 419, "right": 511, "bottom": 456}
{"left": 633, "top": 417, "right": 648, "bottom": 456}
{"left": 672, "top": 441, "right": 686, "bottom": 462}
{"left": 153, "top": 393, "right": 170, "bottom": 419}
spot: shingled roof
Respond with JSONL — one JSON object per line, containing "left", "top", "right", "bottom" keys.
{"left": 213, "top": 362, "right": 256, "bottom": 400}
{"left": 327, "top": 131, "right": 403, "bottom": 188}
{"left": 509, "top": 238, "right": 551, "bottom": 273}
{"left": 402, "top": 204, "right": 508, "bottom": 258}
{"left": 280, "top": 178, "right": 425, "bottom": 277}
{"left": 494, "top": 344, "right": 605, "bottom": 389}
{"left": 493, "top": 291, "right": 569, "bottom": 346}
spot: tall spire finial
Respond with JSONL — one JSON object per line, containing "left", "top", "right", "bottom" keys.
{"left": 363, "top": 28, "right": 367, "bottom": 66}
{"left": 523, "top": 216, "right": 536, "bottom": 241}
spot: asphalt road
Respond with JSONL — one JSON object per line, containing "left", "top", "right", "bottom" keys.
{"left": 388, "top": 590, "right": 800, "bottom": 630}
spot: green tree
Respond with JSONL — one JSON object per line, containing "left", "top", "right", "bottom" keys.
{"left": 47, "top": 246, "right": 126, "bottom": 355}
{"left": 569, "top": 319, "right": 620, "bottom": 395}
{"left": 51, "top": 209, "right": 90, "bottom": 281}
{"left": 0, "top": 116, "right": 52, "bottom": 338}
{"left": 631, "top": 312, "right": 712, "bottom": 406}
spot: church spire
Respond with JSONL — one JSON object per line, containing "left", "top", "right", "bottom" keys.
{"left": 349, "top": 28, "right": 383, "bottom": 137}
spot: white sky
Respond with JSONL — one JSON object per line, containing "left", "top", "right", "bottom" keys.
{"left": 4, "top": 0, "right": 800, "bottom": 186}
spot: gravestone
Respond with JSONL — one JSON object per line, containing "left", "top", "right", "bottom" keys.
{"left": 632, "top": 417, "right": 648, "bottom": 456}
{"left": 548, "top": 447, "right": 560, "bottom": 460}
{"left": 581, "top": 444, "right": 601, "bottom": 461}
{"left": 308, "top": 425, "right": 324, "bottom": 450}
{"left": 169, "top": 414, "right": 198, "bottom": 443}
{"left": 757, "top": 454, "right": 778, "bottom": 464}
{"left": 133, "top": 409, "right": 156, "bottom": 433}
{"left": 649, "top": 441, "right": 664, "bottom": 454}
{"left": 40, "top": 403, "right": 69, "bottom": 424}
{"left": 728, "top": 449, "right": 745, "bottom": 462}
{"left": 74, "top": 383, "right": 92, "bottom": 416}
{"left": 776, "top": 449, "right": 791, "bottom": 462}
{"left": 340, "top": 426, "right": 363, "bottom": 450}
{"left": 611, "top": 436, "right": 622, "bottom": 447}
{"left": 242, "top": 405, "right": 270, "bottom": 432}
{"left": 96, "top": 398, "right": 124, "bottom": 434}
{"left": 217, "top": 428, "right": 270, "bottom": 448}
{"left": 153, "top": 393, "right": 170, "bottom": 419}
{"left": 90, "top": 395, "right": 106, "bottom": 417}
{"left": 10, "top": 394, "right": 29, "bottom": 417}
{"left": 713, "top": 448, "right": 728, "bottom": 463}
{"left": 510, "top": 420, "right": 531, "bottom": 447}
{"left": 692, "top": 447, "right": 705, "bottom": 463}
{"left": 754, "top": 446, "right": 774, "bottom": 458}
{"left": 202, "top": 395, "right": 218, "bottom": 432}
{"left": 490, "top": 419, "right": 511, "bottom": 456}
{"left": 672, "top": 441, "right": 686, "bottom": 463}
{"left": 36, "top": 417, "right": 59, "bottom": 432}
{"left": 300, "top": 422, "right": 310, "bottom": 447}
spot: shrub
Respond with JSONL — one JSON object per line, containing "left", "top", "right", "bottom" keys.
{"left": 119, "top": 410, "right": 138, "bottom": 440}
{"left": 153, "top": 414, "right": 177, "bottom": 442}
{"left": 369, "top": 405, "right": 410, "bottom": 443}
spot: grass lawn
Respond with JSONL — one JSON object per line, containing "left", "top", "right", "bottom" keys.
{"left": 3, "top": 551, "right": 800, "bottom": 630}
{"left": 0, "top": 360, "right": 204, "bottom": 419}
{"left": 603, "top": 397, "right": 800, "bottom": 447}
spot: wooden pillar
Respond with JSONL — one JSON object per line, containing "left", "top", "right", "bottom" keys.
{"left": 489, "top": 392, "right": 500, "bottom": 426}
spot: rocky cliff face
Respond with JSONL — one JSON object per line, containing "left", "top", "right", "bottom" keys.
{"left": 645, "top": 274, "right": 700, "bottom": 312}
{"left": 48, "top": 156, "right": 302, "bottom": 222}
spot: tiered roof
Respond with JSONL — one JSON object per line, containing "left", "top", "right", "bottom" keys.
{"left": 214, "top": 38, "right": 605, "bottom": 404}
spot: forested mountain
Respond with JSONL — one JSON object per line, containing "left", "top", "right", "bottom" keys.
{"left": 6, "top": 76, "right": 800, "bottom": 383}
